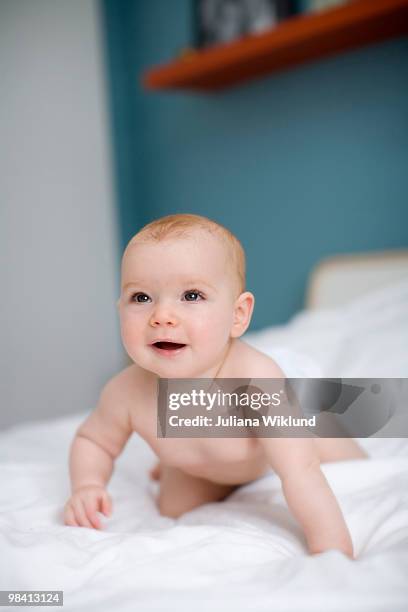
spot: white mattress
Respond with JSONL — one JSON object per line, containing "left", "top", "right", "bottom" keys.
{"left": 1, "top": 279, "right": 408, "bottom": 611}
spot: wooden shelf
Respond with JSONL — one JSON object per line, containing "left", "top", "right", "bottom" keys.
{"left": 142, "top": 0, "right": 408, "bottom": 92}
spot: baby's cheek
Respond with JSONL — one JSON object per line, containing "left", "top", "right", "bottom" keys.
{"left": 195, "top": 313, "right": 231, "bottom": 346}
{"left": 120, "top": 316, "right": 140, "bottom": 348}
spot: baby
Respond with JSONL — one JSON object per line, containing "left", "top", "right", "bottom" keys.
{"left": 63, "top": 213, "right": 367, "bottom": 558}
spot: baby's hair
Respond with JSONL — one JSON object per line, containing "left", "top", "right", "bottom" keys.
{"left": 125, "top": 213, "right": 246, "bottom": 294}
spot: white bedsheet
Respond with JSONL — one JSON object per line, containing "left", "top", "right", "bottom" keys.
{"left": 1, "top": 279, "right": 408, "bottom": 611}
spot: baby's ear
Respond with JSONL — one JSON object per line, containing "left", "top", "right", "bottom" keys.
{"left": 231, "top": 291, "right": 255, "bottom": 338}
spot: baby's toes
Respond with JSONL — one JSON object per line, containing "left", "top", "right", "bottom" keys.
{"left": 149, "top": 463, "right": 161, "bottom": 481}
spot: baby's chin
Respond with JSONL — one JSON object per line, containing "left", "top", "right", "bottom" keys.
{"left": 127, "top": 354, "right": 192, "bottom": 379}
{"left": 149, "top": 364, "right": 200, "bottom": 379}
{"left": 138, "top": 359, "right": 207, "bottom": 380}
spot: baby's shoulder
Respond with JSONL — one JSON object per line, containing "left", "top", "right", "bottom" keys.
{"left": 228, "top": 339, "right": 286, "bottom": 378}
{"left": 101, "top": 362, "right": 156, "bottom": 407}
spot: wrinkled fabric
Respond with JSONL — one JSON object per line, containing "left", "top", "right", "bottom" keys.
{"left": 1, "top": 279, "right": 407, "bottom": 611}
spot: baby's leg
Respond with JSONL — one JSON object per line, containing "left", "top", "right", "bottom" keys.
{"left": 157, "top": 465, "right": 237, "bottom": 519}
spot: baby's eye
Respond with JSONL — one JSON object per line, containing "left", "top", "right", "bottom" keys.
{"left": 131, "top": 292, "right": 151, "bottom": 303}
{"left": 183, "top": 290, "right": 204, "bottom": 302}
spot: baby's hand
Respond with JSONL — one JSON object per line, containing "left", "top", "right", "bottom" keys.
{"left": 63, "top": 485, "right": 112, "bottom": 529}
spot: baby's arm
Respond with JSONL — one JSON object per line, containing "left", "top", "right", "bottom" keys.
{"left": 260, "top": 437, "right": 354, "bottom": 558}
{"left": 64, "top": 375, "right": 133, "bottom": 528}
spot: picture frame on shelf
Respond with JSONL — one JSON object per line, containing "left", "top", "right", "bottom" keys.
{"left": 193, "top": 0, "right": 295, "bottom": 49}
{"left": 299, "top": 0, "right": 350, "bottom": 13}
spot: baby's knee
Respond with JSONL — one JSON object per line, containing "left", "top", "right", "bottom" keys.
{"left": 157, "top": 496, "right": 185, "bottom": 519}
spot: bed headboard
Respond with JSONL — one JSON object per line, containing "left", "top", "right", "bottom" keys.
{"left": 306, "top": 249, "right": 408, "bottom": 310}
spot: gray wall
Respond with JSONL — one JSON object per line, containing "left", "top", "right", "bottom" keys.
{"left": 0, "top": 0, "right": 125, "bottom": 430}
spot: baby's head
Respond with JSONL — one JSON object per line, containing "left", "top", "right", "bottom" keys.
{"left": 118, "top": 214, "right": 254, "bottom": 377}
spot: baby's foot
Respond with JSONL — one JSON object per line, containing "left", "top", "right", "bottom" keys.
{"left": 149, "top": 462, "right": 161, "bottom": 481}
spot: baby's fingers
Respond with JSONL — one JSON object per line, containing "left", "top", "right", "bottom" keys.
{"left": 101, "top": 492, "right": 113, "bottom": 518}
{"left": 72, "top": 499, "right": 95, "bottom": 529}
{"left": 83, "top": 498, "right": 102, "bottom": 529}
{"left": 64, "top": 504, "right": 79, "bottom": 527}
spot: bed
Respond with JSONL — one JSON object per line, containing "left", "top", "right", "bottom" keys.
{"left": 1, "top": 250, "right": 408, "bottom": 611}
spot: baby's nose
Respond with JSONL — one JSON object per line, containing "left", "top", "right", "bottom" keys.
{"left": 149, "top": 302, "right": 179, "bottom": 327}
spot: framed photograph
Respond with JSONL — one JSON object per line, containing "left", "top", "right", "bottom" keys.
{"left": 194, "top": 0, "right": 295, "bottom": 49}
{"left": 301, "top": 0, "right": 349, "bottom": 13}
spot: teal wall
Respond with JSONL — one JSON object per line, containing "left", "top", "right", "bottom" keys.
{"left": 101, "top": 0, "right": 408, "bottom": 331}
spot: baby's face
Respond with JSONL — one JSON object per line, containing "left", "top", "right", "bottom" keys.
{"left": 119, "top": 231, "right": 241, "bottom": 378}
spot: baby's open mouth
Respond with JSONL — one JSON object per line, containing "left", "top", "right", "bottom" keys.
{"left": 152, "top": 341, "right": 186, "bottom": 351}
